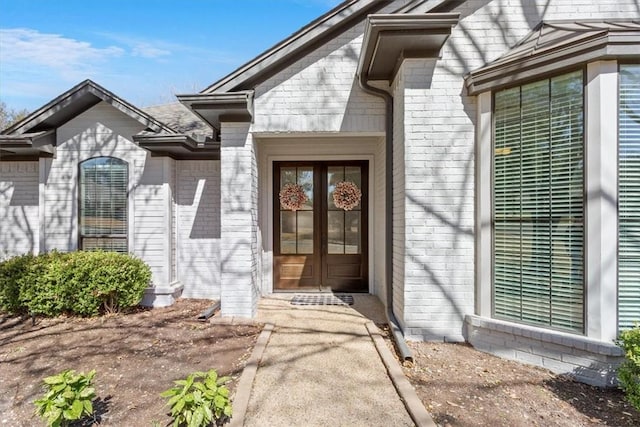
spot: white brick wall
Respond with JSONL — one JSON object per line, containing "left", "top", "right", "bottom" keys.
{"left": 220, "top": 123, "right": 258, "bottom": 318}
{"left": 466, "top": 315, "right": 624, "bottom": 388}
{"left": 176, "top": 160, "right": 221, "bottom": 299}
{"left": 394, "top": 58, "right": 476, "bottom": 342}
{"left": 252, "top": 12, "right": 389, "bottom": 134}
{"left": 0, "top": 162, "right": 39, "bottom": 258}
{"left": 390, "top": 0, "right": 640, "bottom": 342}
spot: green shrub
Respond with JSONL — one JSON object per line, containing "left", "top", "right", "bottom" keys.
{"left": 161, "top": 370, "right": 233, "bottom": 427}
{"left": 18, "top": 251, "right": 69, "bottom": 316}
{"left": 0, "top": 251, "right": 151, "bottom": 317}
{"left": 0, "top": 253, "right": 33, "bottom": 314}
{"left": 34, "top": 369, "right": 96, "bottom": 427}
{"left": 617, "top": 325, "right": 640, "bottom": 411}
{"left": 69, "top": 251, "right": 151, "bottom": 316}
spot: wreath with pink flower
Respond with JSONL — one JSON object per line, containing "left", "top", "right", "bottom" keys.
{"left": 333, "top": 181, "right": 362, "bottom": 211}
{"left": 279, "top": 183, "right": 308, "bottom": 211}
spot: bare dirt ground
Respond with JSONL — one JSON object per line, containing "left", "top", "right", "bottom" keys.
{"left": 0, "top": 299, "right": 262, "bottom": 426}
{"left": 402, "top": 341, "right": 640, "bottom": 427}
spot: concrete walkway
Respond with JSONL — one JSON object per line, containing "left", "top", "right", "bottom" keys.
{"left": 239, "top": 295, "right": 417, "bottom": 427}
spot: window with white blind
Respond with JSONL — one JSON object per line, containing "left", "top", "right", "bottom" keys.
{"left": 493, "top": 70, "right": 584, "bottom": 333}
{"left": 79, "top": 157, "right": 128, "bottom": 253}
{"left": 619, "top": 64, "right": 640, "bottom": 330}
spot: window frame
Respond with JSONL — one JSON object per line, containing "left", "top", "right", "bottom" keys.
{"left": 77, "top": 156, "right": 129, "bottom": 253}
{"left": 490, "top": 67, "right": 587, "bottom": 334}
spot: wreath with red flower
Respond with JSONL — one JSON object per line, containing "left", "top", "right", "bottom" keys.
{"left": 279, "top": 183, "right": 308, "bottom": 211}
{"left": 333, "top": 181, "right": 361, "bottom": 211}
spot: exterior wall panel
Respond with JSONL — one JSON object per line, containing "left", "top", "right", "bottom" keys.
{"left": 176, "top": 160, "right": 221, "bottom": 299}
{"left": 0, "top": 162, "right": 39, "bottom": 258}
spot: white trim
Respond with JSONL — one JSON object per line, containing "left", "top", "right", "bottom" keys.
{"left": 257, "top": 137, "right": 384, "bottom": 295}
{"left": 253, "top": 131, "right": 385, "bottom": 138}
{"left": 38, "top": 158, "right": 48, "bottom": 254}
{"left": 475, "top": 91, "right": 492, "bottom": 317}
{"left": 129, "top": 159, "right": 141, "bottom": 254}
{"left": 585, "top": 60, "right": 619, "bottom": 341}
{"left": 163, "top": 157, "right": 173, "bottom": 285}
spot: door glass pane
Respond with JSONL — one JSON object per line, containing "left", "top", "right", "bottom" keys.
{"left": 281, "top": 167, "right": 296, "bottom": 186}
{"left": 345, "top": 166, "right": 362, "bottom": 189}
{"left": 297, "top": 211, "right": 314, "bottom": 254}
{"left": 298, "top": 167, "right": 314, "bottom": 210}
{"left": 345, "top": 211, "right": 361, "bottom": 254}
{"left": 327, "top": 165, "right": 363, "bottom": 254}
{"left": 327, "top": 166, "right": 344, "bottom": 209}
{"left": 327, "top": 211, "right": 345, "bottom": 254}
{"left": 280, "top": 211, "right": 296, "bottom": 254}
{"left": 279, "top": 166, "right": 314, "bottom": 255}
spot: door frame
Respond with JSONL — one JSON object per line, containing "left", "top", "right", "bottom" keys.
{"left": 272, "top": 161, "right": 369, "bottom": 292}
{"left": 264, "top": 153, "right": 376, "bottom": 295}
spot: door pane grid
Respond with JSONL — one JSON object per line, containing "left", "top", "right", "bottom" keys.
{"left": 327, "top": 166, "right": 362, "bottom": 255}
{"left": 279, "top": 167, "right": 314, "bottom": 255}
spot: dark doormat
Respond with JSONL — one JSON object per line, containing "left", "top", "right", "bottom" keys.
{"left": 290, "top": 294, "right": 354, "bottom": 306}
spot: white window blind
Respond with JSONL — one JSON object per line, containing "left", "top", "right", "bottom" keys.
{"left": 493, "top": 70, "right": 584, "bottom": 333}
{"left": 619, "top": 64, "right": 640, "bottom": 330}
{"left": 79, "top": 157, "right": 128, "bottom": 253}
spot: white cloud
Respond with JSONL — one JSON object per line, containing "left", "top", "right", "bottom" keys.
{"left": 0, "top": 28, "right": 124, "bottom": 79}
{"left": 95, "top": 33, "right": 172, "bottom": 58}
{"left": 131, "top": 42, "right": 171, "bottom": 58}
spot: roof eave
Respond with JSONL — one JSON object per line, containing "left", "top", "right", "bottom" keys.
{"left": 177, "top": 91, "right": 254, "bottom": 131}
{"left": 0, "top": 130, "right": 56, "bottom": 160}
{"left": 357, "top": 13, "right": 460, "bottom": 82}
{"left": 133, "top": 133, "right": 220, "bottom": 160}
{"left": 465, "top": 28, "right": 640, "bottom": 95}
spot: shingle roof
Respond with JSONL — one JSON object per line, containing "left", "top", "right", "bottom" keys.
{"left": 142, "top": 102, "right": 212, "bottom": 140}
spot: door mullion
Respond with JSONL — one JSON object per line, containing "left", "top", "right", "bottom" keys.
{"left": 319, "top": 164, "right": 327, "bottom": 289}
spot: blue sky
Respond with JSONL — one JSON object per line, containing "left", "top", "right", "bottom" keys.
{"left": 0, "top": 0, "right": 342, "bottom": 112}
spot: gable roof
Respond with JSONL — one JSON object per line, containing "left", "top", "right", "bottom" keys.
{"left": 180, "top": 0, "right": 459, "bottom": 131}
{"left": 200, "top": 0, "right": 391, "bottom": 94}
{"left": 465, "top": 19, "right": 640, "bottom": 94}
{"left": 1, "top": 80, "right": 218, "bottom": 160}
{"left": 2, "top": 79, "right": 175, "bottom": 136}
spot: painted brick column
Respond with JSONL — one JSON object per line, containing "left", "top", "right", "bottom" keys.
{"left": 396, "top": 59, "right": 475, "bottom": 341}
{"left": 219, "top": 122, "right": 258, "bottom": 318}
{"left": 585, "top": 60, "right": 618, "bottom": 342}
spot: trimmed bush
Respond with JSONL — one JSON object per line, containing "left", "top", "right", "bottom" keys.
{"left": 18, "top": 251, "right": 70, "bottom": 316}
{"left": 617, "top": 325, "right": 640, "bottom": 411}
{"left": 0, "top": 253, "right": 34, "bottom": 314}
{"left": 0, "top": 251, "right": 151, "bottom": 317}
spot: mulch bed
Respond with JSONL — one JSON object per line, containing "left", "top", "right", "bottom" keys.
{"left": 0, "top": 299, "right": 262, "bottom": 426}
{"left": 402, "top": 341, "right": 640, "bottom": 427}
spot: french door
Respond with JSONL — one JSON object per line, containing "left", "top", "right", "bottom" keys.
{"left": 273, "top": 161, "right": 368, "bottom": 292}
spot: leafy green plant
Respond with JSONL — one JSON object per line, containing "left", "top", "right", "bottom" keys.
{"left": 617, "top": 325, "right": 640, "bottom": 410}
{"left": 0, "top": 250, "right": 151, "bottom": 317}
{"left": 34, "top": 369, "right": 97, "bottom": 427}
{"left": 0, "top": 253, "right": 33, "bottom": 314}
{"left": 67, "top": 251, "right": 151, "bottom": 316}
{"left": 18, "top": 251, "right": 69, "bottom": 316}
{"left": 161, "top": 370, "right": 233, "bottom": 427}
